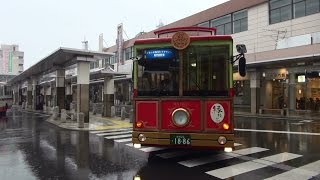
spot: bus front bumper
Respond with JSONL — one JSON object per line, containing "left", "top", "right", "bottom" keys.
{"left": 132, "top": 131, "right": 234, "bottom": 148}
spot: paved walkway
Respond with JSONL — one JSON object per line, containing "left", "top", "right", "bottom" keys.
{"left": 11, "top": 106, "right": 132, "bottom": 131}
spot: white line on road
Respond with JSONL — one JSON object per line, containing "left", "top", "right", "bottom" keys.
{"left": 264, "top": 160, "right": 320, "bottom": 180}
{"left": 235, "top": 128, "right": 320, "bottom": 136}
{"left": 90, "top": 128, "right": 132, "bottom": 134}
{"left": 206, "top": 152, "right": 302, "bottom": 179}
{"left": 178, "top": 147, "right": 269, "bottom": 167}
{"left": 139, "top": 147, "right": 167, "bottom": 152}
{"left": 114, "top": 138, "right": 132, "bottom": 143}
{"left": 157, "top": 143, "right": 242, "bottom": 159}
{"left": 104, "top": 134, "right": 132, "bottom": 139}
{"left": 96, "top": 131, "right": 132, "bottom": 136}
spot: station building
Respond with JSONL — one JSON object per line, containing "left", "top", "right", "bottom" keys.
{"left": 105, "top": 0, "right": 320, "bottom": 115}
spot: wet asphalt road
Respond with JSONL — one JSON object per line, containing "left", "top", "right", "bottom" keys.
{"left": 1, "top": 109, "right": 320, "bottom": 180}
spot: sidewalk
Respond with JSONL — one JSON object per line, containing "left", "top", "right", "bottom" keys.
{"left": 12, "top": 106, "right": 132, "bottom": 131}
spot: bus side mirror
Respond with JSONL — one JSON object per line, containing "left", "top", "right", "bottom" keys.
{"left": 238, "top": 57, "right": 246, "bottom": 77}
{"left": 136, "top": 54, "right": 146, "bottom": 66}
{"left": 236, "top": 44, "right": 247, "bottom": 54}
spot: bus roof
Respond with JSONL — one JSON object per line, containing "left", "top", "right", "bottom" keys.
{"left": 134, "top": 35, "right": 233, "bottom": 45}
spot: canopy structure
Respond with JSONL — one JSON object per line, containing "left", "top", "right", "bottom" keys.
{"left": 9, "top": 47, "right": 114, "bottom": 84}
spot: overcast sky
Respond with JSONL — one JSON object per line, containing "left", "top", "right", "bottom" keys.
{"left": 0, "top": 0, "right": 229, "bottom": 69}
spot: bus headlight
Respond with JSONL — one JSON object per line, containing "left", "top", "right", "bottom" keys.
{"left": 218, "top": 136, "right": 227, "bottom": 145}
{"left": 138, "top": 134, "right": 146, "bottom": 142}
{"left": 172, "top": 108, "right": 190, "bottom": 127}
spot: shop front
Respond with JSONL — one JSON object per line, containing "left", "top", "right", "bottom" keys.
{"left": 295, "top": 71, "right": 320, "bottom": 111}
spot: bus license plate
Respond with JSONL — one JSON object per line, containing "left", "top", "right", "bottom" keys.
{"left": 170, "top": 134, "right": 191, "bottom": 145}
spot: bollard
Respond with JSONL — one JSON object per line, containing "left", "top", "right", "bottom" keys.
{"left": 52, "top": 106, "right": 59, "bottom": 120}
{"left": 121, "top": 107, "right": 126, "bottom": 120}
{"left": 70, "top": 109, "right": 75, "bottom": 121}
{"left": 93, "top": 103, "right": 96, "bottom": 115}
{"left": 129, "top": 109, "right": 134, "bottom": 123}
{"left": 111, "top": 106, "right": 115, "bottom": 117}
{"left": 78, "top": 112, "right": 84, "bottom": 128}
{"left": 61, "top": 109, "right": 67, "bottom": 123}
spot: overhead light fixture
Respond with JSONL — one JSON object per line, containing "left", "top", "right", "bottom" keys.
{"left": 191, "top": 63, "right": 196, "bottom": 67}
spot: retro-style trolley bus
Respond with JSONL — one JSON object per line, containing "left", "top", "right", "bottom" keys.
{"left": 132, "top": 27, "right": 246, "bottom": 151}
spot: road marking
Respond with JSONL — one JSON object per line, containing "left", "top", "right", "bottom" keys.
{"left": 178, "top": 147, "right": 268, "bottom": 167}
{"left": 235, "top": 128, "right": 320, "bottom": 136}
{"left": 265, "top": 160, "right": 320, "bottom": 180}
{"left": 90, "top": 128, "right": 132, "bottom": 134}
{"left": 125, "top": 143, "right": 166, "bottom": 152}
{"left": 205, "top": 152, "right": 302, "bottom": 179}
{"left": 96, "top": 131, "right": 132, "bottom": 136}
{"left": 104, "top": 134, "right": 132, "bottom": 139}
{"left": 299, "top": 120, "right": 313, "bottom": 123}
{"left": 140, "top": 147, "right": 167, "bottom": 152}
{"left": 126, "top": 143, "right": 134, "bottom": 147}
{"left": 157, "top": 143, "right": 242, "bottom": 159}
{"left": 114, "top": 138, "right": 132, "bottom": 143}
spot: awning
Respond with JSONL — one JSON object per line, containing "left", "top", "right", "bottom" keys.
{"left": 9, "top": 47, "right": 114, "bottom": 84}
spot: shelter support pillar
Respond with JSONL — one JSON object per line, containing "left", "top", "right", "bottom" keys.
{"left": 250, "top": 71, "right": 261, "bottom": 114}
{"left": 27, "top": 79, "right": 33, "bottom": 109}
{"left": 77, "top": 61, "right": 90, "bottom": 123}
{"left": 66, "top": 82, "right": 72, "bottom": 110}
{"left": 56, "top": 69, "right": 65, "bottom": 111}
{"left": 46, "top": 84, "right": 52, "bottom": 108}
{"left": 103, "top": 77, "right": 114, "bottom": 117}
{"left": 13, "top": 85, "right": 18, "bottom": 105}
{"left": 288, "top": 72, "right": 296, "bottom": 113}
{"left": 32, "top": 78, "right": 39, "bottom": 110}
{"left": 15, "top": 85, "right": 19, "bottom": 105}
{"left": 18, "top": 84, "right": 22, "bottom": 105}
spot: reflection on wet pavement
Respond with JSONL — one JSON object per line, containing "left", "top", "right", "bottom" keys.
{"left": 1, "top": 110, "right": 320, "bottom": 180}
{"left": 0, "top": 110, "right": 147, "bottom": 180}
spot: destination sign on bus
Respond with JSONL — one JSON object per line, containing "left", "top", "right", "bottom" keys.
{"left": 145, "top": 48, "right": 175, "bottom": 60}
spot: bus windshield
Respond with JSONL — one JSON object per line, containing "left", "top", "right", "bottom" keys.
{"left": 183, "top": 45, "right": 229, "bottom": 96}
{"left": 137, "top": 48, "right": 179, "bottom": 96}
{"left": 137, "top": 45, "right": 229, "bottom": 97}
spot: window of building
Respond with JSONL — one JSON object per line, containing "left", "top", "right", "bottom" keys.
{"left": 271, "top": 0, "right": 320, "bottom": 24}
{"left": 233, "top": 10, "right": 248, "bottom": 33}
{"left": 124, "top": 47, "right": 133, "bottom": 60}
{"left": 198, "top": 21, "right": 210, "bottom": 28}
{"left": 306, "top": 0, "right": 320, "bottom": 15}
{"left": 294, "top": 0, "right": 320, "bottom": 18}
{"left": 90, "top": 62, "right": 94, "bottom": 69}
{"left": 110, "top": 55, "right": 115, "bottom": 64}
{"left": 211, "top": 14, "right": 232, "bottom": 35}
{"left": 270, "top": 0, "right": 292, "bottom": 24}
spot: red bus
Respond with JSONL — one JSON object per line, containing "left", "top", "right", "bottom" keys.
{"left": 132, "top": 27, "right": 246, "bottom": 152}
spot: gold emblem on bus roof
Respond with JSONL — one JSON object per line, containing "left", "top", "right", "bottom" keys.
{"left": 171, "top": 31, "right": 190, "bottom": 50}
